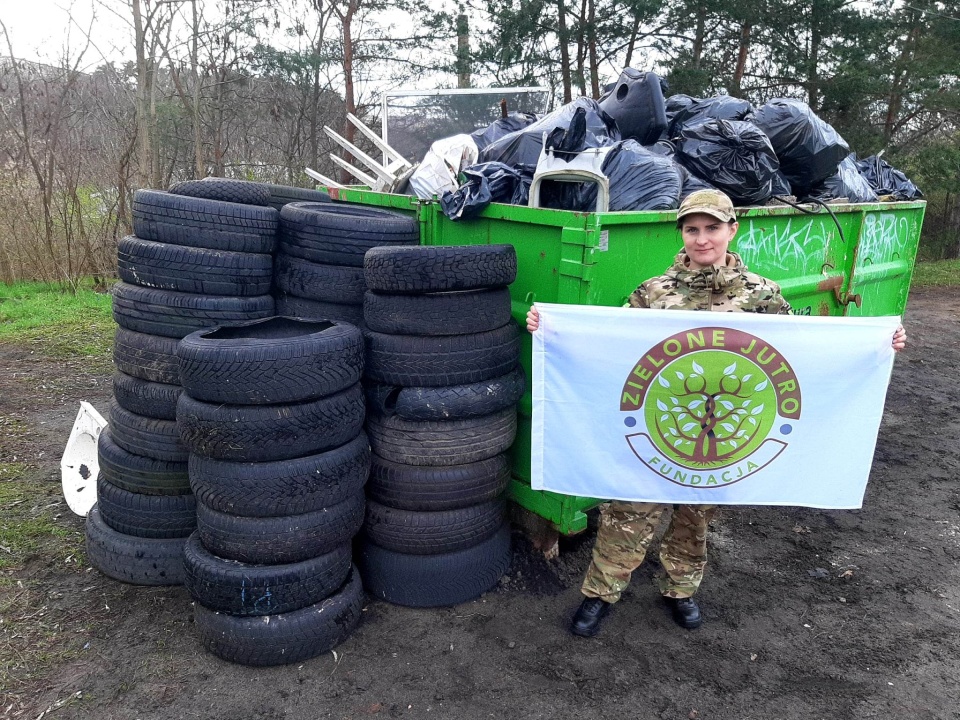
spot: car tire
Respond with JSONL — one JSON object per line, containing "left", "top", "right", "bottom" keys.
{"left": 367, "top": 453, "right": 510, "bottom": 511}
{"left": 274, "top": 254, "right": 367, "bottom": 304}
{"left": 195, "top": 491, "right": 365, "bottom": 564}
{"left": 117, "top": 236, "right": 273, "bottom": 296}
{"left": 110, "top": 399, "right": 188, "bottom": 462}
{"left": 364, "top": 323, "right": 520, "bottom": 387}
{"left": 132, "top": 189, "right": 278, "bottom": 253}
{"left": 96, "top": 474, "right": 196, "bottom": 538}
{"left": 276, "top": 295, "right": 365, "bottom": 326}
{"left": 113, "top": 327, "right": 181, "bottom": 385}
{"left": 184, "top": 533, "right": 352, "bottom": 616}
{"left": 279, "top": 203, "right": 419, "bottom": 267}
{"left": 357, "top": 523, "right": 511, "bottom": 608}
{"left": 363, "top": 244, "right": 517, "bottom": 293}
{"left": 177, "top": 384, "right": 365, "bottom": 462}
{"left": 193, "top": 565, "right": 363, "bottom": 666}
{"left": 168, "top": 177, "right": 271, "bottom": 206}
{"left": 112, "top": 282, "right": 274, "bottom": 339}
{"left": 176, "top": 317, "right": 363, "bottom": 405}
{"left": 112, "top": 371, "right": 181, "bottom": 421}
{"left": 364, "top": 366, "right": 524, "bottom": 421}
{"left": 97, "top": 428, "right": 190, "bottom": 495}
{"left": 264, "top": 183, "right": 331, "bottom": 211}
{"left": 363, "top": 288, "right": 512, "bottom": 336}
{"left": 85, "top": 505, "right": 186, "bottom": 586}
{"left": 364, "top": 498, "right": 506, "bottom": 555}
{"left": 365, "top": 408, "right": 516, "bottom": 466}
{"left": 188, "top": 433, "right": 370, "bottom": 517}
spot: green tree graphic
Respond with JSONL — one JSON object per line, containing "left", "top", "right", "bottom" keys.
{"left": 644, "top": 352, "right": 777, "bottom": 467}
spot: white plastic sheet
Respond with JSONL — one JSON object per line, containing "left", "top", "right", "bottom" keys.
{"left": 409, "top": 135, "right": 479, "bottom": 199}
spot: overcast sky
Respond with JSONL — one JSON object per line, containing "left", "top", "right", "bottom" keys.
{"left": 1, "top": 0, "right": 130, "bottom": 68}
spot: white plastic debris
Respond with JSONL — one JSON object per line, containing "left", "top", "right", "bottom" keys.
{"left": 60, "top": 402, "right": 107, "bottom": 517}
{"left": 409, "top": 134, "right": 479, "bottom": 199}
{"left": 529, "top": 134, "right": 614, "bottom": 212}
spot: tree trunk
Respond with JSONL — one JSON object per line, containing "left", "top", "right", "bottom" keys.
{"left": 191, "top": 0, "right": 203, "bottom": 177}
{"left": 586, "top": 0, "right": 599, "bottom": 98}
{"left": 456, "top": 13, "right": 471, "bottom": 88}
{"left": 310, "top": 58, "right": 321, "bottom": 173}
{"left": 623, "top": 14, "right": 641, "bottom": 70}
{"left": 557, "top": 0, "right": 572, "bottom": 102}
{"left": 131, "top": 0, "right": 153, "bottom": 187}
{"left": 807, "top": 2, "right": 821, "bottom": 111}
{"left": 731, "top": 22, "right": 751, "bottom": 97}
{"left": 341, "top": 0, "right": 358, "bottom": 182}
{"left": 213, "top": 70, "right": 226, "bottom": 176}
{"left": 949, "top": 191, "right": 960, "bottom": 259}
{"left": 692, "top": 1, "right": 706, "bottom": 68}
{"left": 884, "top": 19, "right": 921, "bottom": 143}
{"left": 575, "top": 0, "right": 587, "bottom": 96}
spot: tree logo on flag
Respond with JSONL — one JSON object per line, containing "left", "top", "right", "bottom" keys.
{"left": 619, "top": 327, "right": 802, "bottom": 488}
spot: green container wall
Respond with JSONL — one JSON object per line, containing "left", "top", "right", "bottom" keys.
{"left": 328, "top": 188, "right": 926, "bottom": 533}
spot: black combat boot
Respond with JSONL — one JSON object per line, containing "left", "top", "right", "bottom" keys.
{"left": 666, "top": 596, "right": 702, "bottom": 629}
{"left": 570, "top": 596, "right": 612, "bottom": 637}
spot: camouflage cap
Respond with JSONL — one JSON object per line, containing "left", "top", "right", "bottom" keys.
{"left": 677, "top": 189, "right": 737, "bottom": 223}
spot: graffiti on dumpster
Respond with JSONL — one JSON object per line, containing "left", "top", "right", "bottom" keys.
{"left": 857, "top": 213, "right": 910, "bottom": 267}
{"left": 736, "top": 219, "right": 830, "bottom": 276}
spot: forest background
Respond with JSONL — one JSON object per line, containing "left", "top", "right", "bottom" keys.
{"left": 0, "top": 0, "right": 958, "bottom": 288}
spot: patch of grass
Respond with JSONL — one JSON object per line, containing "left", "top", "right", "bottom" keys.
{"left": 911, "top": 259, "right": 960, "bottom": 288}
{"left": 0, "top": 465, "right": 77, "bottom": 571}
{"left": 0, "top": 279, "right": 115, "bottom": 361}
{"left": 0, "top": 463, "right": 89, "bottom": 709}
{"left": 1, "top": 417, "right": 29, "bottom": 442}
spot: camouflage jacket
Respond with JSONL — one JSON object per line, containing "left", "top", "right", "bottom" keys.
{"left": 628, "top": 252, "right": 791, "bottom": 314}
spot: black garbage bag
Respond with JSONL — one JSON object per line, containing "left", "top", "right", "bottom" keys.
{"left": 752, "top": 98, "right": 850, "bottom": 193}
{"left": 539, "top": 140, "right": 682, "bottom": 212}
{"left": 439, "top": 162, "right": 532, "bottom": 220}
{"left": 770, "top": 170, "right": 793, "bottom": 198}
{"left": 674, "top": 119, "right": 780, "bottom": 205}
{"left": 645, "top": 141, "right": 676, "bottom": 157}
{"left": 855, "top": 155, "right": 923, "bottom": 200}
{"left": 665, "top": 94, "right": 697, "bottom": 121}
{"left": 478, "top": 97, "right": 619, "bottom": 167}
{"left": 544, "top": 107, "right": 593, "bottom": 160}
{"left": 470, "top": 112, "right": 540, "bottom": 153}
{"left": 675, "top": 162, "right": 715, "bottom": 200}
{"left": 661, "top": 95, "right": 697, "bottom": 141}
{"left": 804, "top": 155, "right": 878, "bottom": 203}
{"left": 667, "top": 95, "right": 756, "bottom": 137}
{"left": 597, "top": 68, "right": 668, "bottom": 144}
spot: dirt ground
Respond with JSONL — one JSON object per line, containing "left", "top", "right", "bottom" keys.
{"left": 2, "top": 287, "right": 960, "bottom": 720}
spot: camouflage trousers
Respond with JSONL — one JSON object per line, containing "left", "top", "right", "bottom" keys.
{"left": 581, "top": 501, "right": 717, "bottom": 602}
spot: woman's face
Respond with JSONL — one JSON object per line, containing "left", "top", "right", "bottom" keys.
{"left": 680, "top": 213, "right": 739, "bottom": 269}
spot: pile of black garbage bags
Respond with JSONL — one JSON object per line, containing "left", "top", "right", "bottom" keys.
{"left": 440, "top": 68, "right": 922, "bottom": 220}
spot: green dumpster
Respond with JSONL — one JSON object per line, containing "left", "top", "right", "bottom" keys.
{"left": 327, "top": 188, "right": 926, "bottom": 533}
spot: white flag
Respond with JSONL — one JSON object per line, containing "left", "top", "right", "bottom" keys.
{"left": 530, "top": 304, "right": 899, "bottom": 509}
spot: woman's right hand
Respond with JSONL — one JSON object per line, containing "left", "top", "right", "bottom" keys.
{"left": 526, "top": 306, "right": 540, "bottom": 333}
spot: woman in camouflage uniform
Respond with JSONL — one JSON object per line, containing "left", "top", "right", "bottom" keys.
{"left": 526, "top": 188, "right": 907, "bottom": 637}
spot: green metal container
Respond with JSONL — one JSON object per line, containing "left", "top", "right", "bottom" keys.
{"left": 329, "top": 188, "right": 926, "bottom": 533}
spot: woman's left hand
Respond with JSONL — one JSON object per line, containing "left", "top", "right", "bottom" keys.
{"left": 892, "top": 324, "right": 907, "bottom": 352}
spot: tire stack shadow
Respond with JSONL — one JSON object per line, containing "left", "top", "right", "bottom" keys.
{"left": 87, "top": 179, "right": 278, "bottom": 587}
{"left": 176, "top": 316, "right": 368, "bottom": 666}
{"left": 356, "top": 244, "right": 522, "bottom": 606}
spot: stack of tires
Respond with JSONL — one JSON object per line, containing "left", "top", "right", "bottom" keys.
{"left": 176, "top": 317, "right": 368, "bottom": 666}
{"left": 274, "top": 203, "right": 419, "bottom": 325}
{"left": 357, "top": 245, "right": 522, "bottom": 607}
{"left": 87, "top": 178, "right": 277, "bottom": 587}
